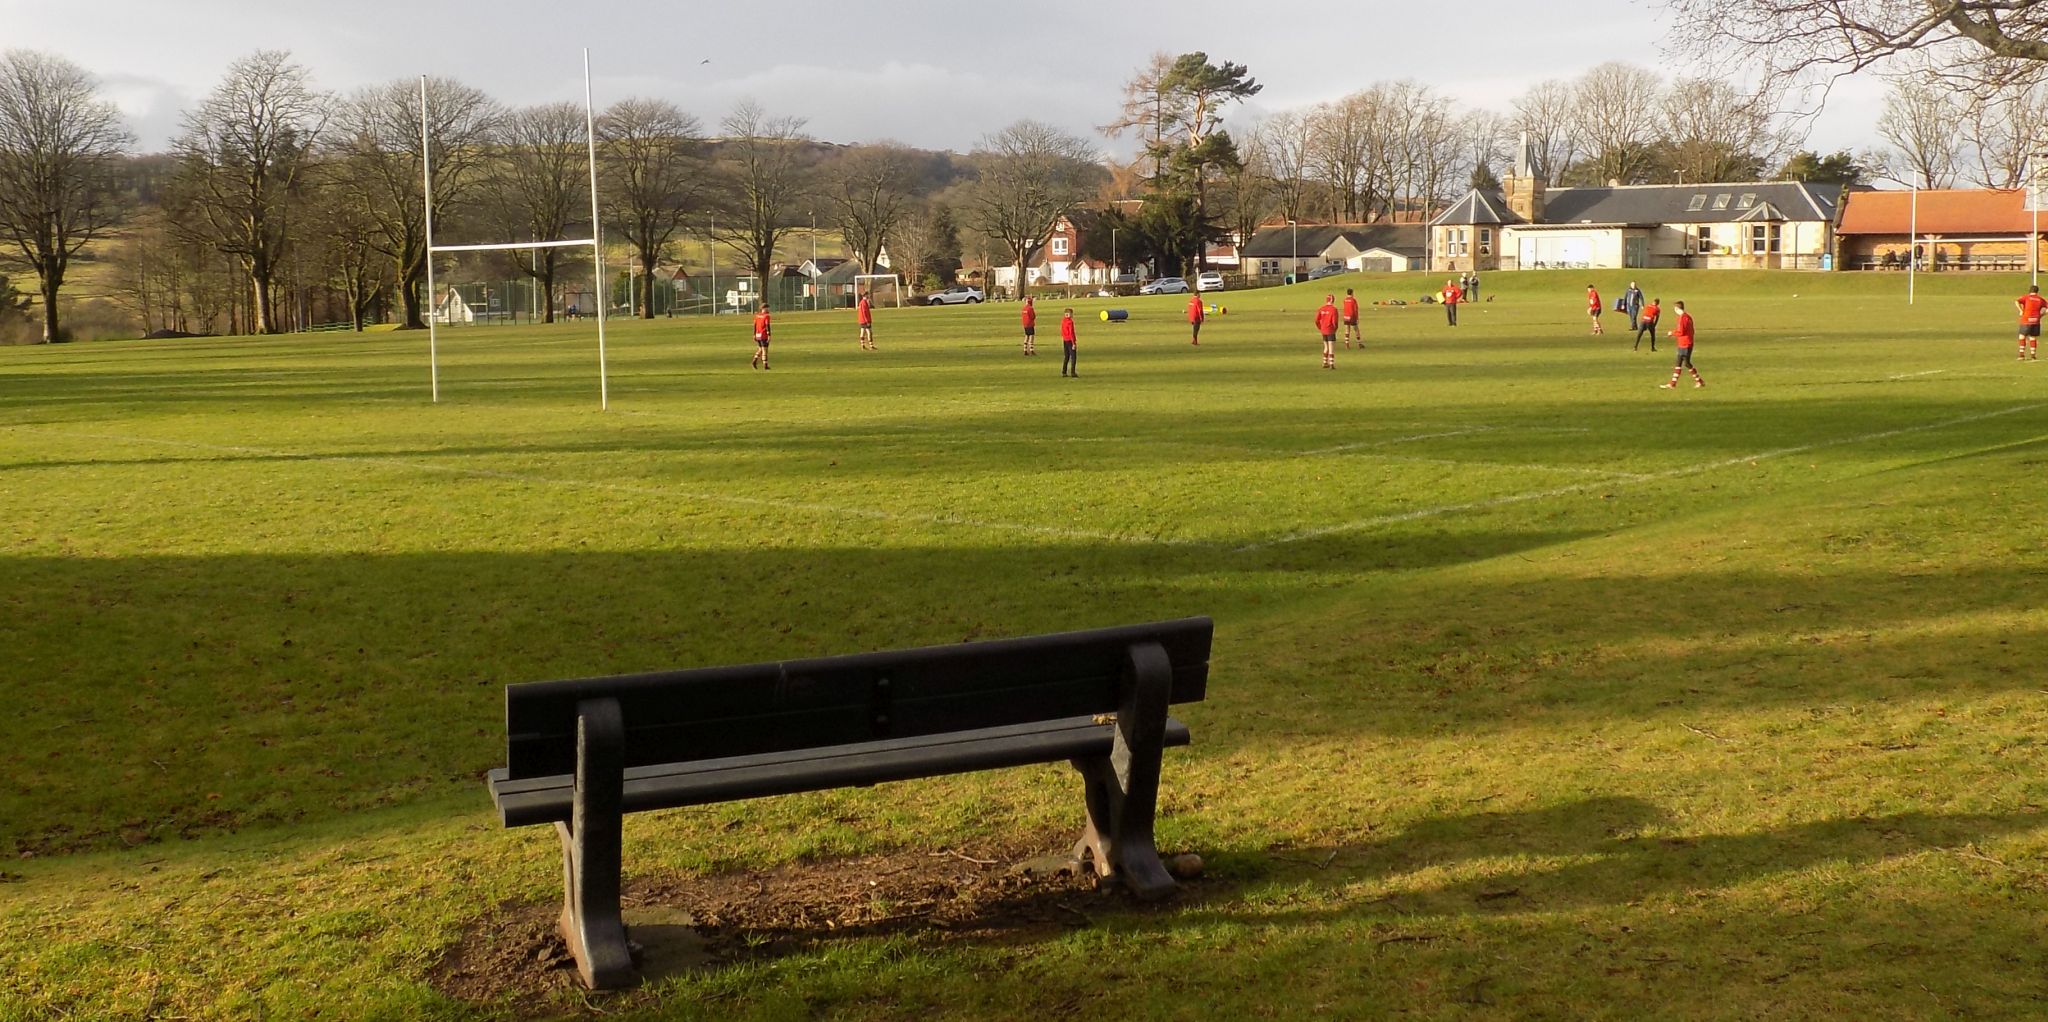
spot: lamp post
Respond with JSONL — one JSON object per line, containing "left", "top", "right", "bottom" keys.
{"left": 1289, "top": 219, "right": 1299, "bottom": 281}
{"left": 707, "top": 214, "right": 715, "bottom": 316}
{"left": 810, "top": 210, "right": 818, "bottom": 311}
{"left": 1111, "top": 227, "right": 1119, "bottom": 285}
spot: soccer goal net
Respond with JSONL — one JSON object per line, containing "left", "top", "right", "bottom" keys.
{"left": 853, "top": 274, "right": 904, "bottom": 308}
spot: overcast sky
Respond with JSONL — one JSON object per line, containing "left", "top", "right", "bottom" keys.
{"left": 3, "top": 0, "right": 1887, "bottom": 164}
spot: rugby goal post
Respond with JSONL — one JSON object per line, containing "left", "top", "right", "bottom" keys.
{"left": 853, "top": 273, "right": 904, "bottom": 307}
{"left": 423, "top": 50, "right": 610, "bottom": 408}
{"left": 2026, "top": 152, "right": 2048, "bottom": 286}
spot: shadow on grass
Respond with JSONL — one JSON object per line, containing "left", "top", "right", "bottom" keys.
{"left": 1222, "top": 796, "right": 2047, "bottom": 915}
{"left": 5, "top": 526, "right": 2048, "bottom": 858}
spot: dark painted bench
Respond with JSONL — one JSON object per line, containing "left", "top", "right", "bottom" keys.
{"left": 486, "top": 617, "right": 1213, "bottom": 989}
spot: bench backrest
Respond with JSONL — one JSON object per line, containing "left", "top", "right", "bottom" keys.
{"left": 502, "top": 617, "right": 1212, "bottom": 779}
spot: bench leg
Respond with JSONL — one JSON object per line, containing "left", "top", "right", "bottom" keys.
{"left": 556, "top": 697, "right": 637, "bottom": 990}
{"left": 1072, "top": 640, "right": 1177, "bottom": 900}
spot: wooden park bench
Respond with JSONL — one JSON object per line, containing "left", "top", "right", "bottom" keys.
{"left": 486, "top": 617, "right": 1214, "bottom": 989}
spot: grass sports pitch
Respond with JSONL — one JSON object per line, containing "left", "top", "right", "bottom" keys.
{"left": 3, "top": 268, "right": 2046, "bottom": 1019}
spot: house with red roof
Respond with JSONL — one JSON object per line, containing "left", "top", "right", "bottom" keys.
{"left": 1833, "top": 188, "right": 2046, "bottom": 271}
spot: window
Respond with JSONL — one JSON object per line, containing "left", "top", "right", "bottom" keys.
{"left": 1697, "top": 227, "right": 1714, "bottom": 254}
{"left": 1050, "top": 237, "right": 1069, "bottom": 256}
{"left": 1686, "top": 194, "right": 1707, "bottom": 212}
{"left": 1737, "top": 193, "right": 1756, "bottom": 209}
{"left": 1749, "top": 223, "right": 1781, "bottom": 254}
{"left": 1258, "top": 259, "right": 1281, "bottom": 275}
{"left": 1711, "top": 193, "right": 1732, "bottom": 210}
{"left": 1479, "top": 228, "right": 1493, "bottom": 255}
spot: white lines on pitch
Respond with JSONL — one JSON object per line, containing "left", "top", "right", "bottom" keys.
{"left": 1236, "top": 402, "right": 2048, "bottom": 552}
{"left": 1888, "top": 370, "right": 1948, "bottom": 380}
{"left": 8, "top": 427, "right": 1190, "bottom": 547}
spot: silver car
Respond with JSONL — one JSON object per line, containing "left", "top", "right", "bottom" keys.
{"left": 1139, "top": 276, "right": 1190, "bottom": 295}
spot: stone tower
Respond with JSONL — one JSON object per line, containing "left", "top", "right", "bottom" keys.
{"left": 1503, "top": 131, "right": 1546, "bottom": 223}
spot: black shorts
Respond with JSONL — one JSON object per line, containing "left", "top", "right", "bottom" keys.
{"left": 1675, "top": 347, "right": 1693, "bottom": 367}
{"left": 1321, "top": 332, "right": 1336, "bottom": 343}
{"left": 1023, "top": 325, "right": 1035, "bottom": 336}
{"left": 755, "top": 338, "right": 770, "bottom": 348}
{"left": 1191, "top": 320, "right": 1203, "bottom": 334}
{"left": 1343, "top": 316, "right": 1359, "bottom": 327}
{"left": 2024, "top": 323, "right": 2040, "bottom": 338}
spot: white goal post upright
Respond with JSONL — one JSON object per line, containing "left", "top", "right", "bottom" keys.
{"left": 422, "top": 50, "right": 609, "bottom": 409}
{"left": 853, "top": 273, "right": 904, "bottom": 307}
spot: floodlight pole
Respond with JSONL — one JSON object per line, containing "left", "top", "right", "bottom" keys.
{"left": 421, "top": 76, "right": 439, "bottom": 402}
{"left": 584, "top": 49, "right": 609, "bottom": 410}
{"left": 810, "top": 211, "right": 818, "bottom": 311}
{"left": 707, "top": 214, "right": 715, "bottom": 316}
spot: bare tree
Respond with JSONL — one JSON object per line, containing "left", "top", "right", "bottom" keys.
{"left": 1572, "top": 62, "right": 1667, "bottom": 185}
{"left": 709, "top": 100, "right": 812, "bottom": 296}
{"left": 488, "top": 102, "right": 588, "bottom": 323}
{"left": 328, "top": 77, "right": 499, "bottom": 329}
{"left": 1662, "top": 77, "right": 1795, "bottom": 182}
{"left": 1959, "top": 74, "right": 2048, "bottom": 187}
{"left": 1663, "top": 0, "right": 2048, "bottom": 92}
{"left": 1217, "top": 139, "right": 1274, "bottom": 258}
{"left": 956, "top": 120, "right": 1098, "bottom": 297}
{"left": 1459, "top": 109, "right": 1511, "bottom": 189}
{"left": 1307, "top": 94, "right": 1372, "bottom": 221}
{"left": 597, "top": 97, "right": 704, "bottom": 320}
{"left": 1512, "top": 79, "right": 1582, "bottom": 185}
{"left": 1877, "top": 75, "right": 1966, "bottom": 186}
{"left": 303, "top": 168, "right": 386, "bottom": 331}
{"left": 1100, "top": 52, "right": 1186, "bottom": 179}
{"left": 1254, "top": 111, "right": 1314, "bottom": 222}
{"left": 170, "top": 50, "right": 325, "bottom": 335}
{"left": 0, "top": 50, "right": 132, "bottom": 343}
{"left": 823, "top": 143, "right": 916, "bottom": 274}
{"left": 887, "top": 201, "right": 959, "bottom": 291}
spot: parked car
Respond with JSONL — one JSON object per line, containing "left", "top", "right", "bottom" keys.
{"left": 924, "top": 285, "right": 984, "bottom": 305}
{"left": 1139, "top": 276, "right": 1190, "bottom": 295}
{"left": 1195, "top": 271, "right": 1226, "bottom": 291}
{"left": 1307, "top": 263, "right": 1348, "bottom": 281}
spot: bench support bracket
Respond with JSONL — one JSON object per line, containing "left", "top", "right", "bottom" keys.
{"left": 556, "top": 696, "right": 637, "bottom": 989}
{"left": 1072, "top": 641, "right": 1177, "bottom": 899}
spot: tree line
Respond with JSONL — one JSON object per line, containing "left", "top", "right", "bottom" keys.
{"left": 4, "top": 15, "right": 2047, "bottom": 342}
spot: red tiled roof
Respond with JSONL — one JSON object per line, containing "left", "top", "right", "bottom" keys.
{"left": 1836, "top": 188, "right": 2040, "bottom": 235}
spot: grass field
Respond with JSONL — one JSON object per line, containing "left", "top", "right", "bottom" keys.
{"left": 3, "top": 268, "right": 2047, "bottom": 1020}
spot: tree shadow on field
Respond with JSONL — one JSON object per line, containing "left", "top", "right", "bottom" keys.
{"left": 1234, "top": 796, "right": 2044, "bottom": 911}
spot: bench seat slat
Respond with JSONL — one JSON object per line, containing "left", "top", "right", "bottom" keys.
{"left": 490, "top": 714, "right": 1191, "bottom": 827}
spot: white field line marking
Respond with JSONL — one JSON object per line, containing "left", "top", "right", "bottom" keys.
{"left": 1237, "top": 402, "right": 2048, "bottom": 552}
{"left": 8, "top": 427, "right": 1192, "bottom": 547}
{"left": 1362, "top": 453, "right": 1653, "bottom": 481}
{"left": 1889, "top": 370, "right": 1948, "bottom": 380}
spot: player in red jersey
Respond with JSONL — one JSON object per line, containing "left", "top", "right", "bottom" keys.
{"left": 1315, "top": 295, "right": 1340, "bottom": 369}
{"left": 1440, "top": 278, "right": 1464, "bottom": 326}
{"left": 751, "top": 301, "right": 772, "bottom": 369}
{"left": 1341, "top": 288, "right": 1361, "bottom": 347}
{"left": 1020, "top": 296, "right": 1038, "bottom": 356}
{"left": 1634, "top": 297, "right": 1660, "bottom": 352}
{"left": 1659, "top": 301, "right": 1703, "bottom": 389}
{"left": 2015, "top": 284, "right": 2044, "bottom": 360}
{"left": 1586, "top": 284, "right": 1604, "bottom": 335}
{"left": 856, "top": 291, "right": 875, "bottom": 351}
{"left": 1059, "top": 308, "right": 1079, "bottom": 377}
{"left": 1187, "top": 294, "right": 1205, "bottom": 345}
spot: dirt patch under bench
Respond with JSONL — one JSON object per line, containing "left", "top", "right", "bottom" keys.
{"left": 431, "top": 836, "right": 1209, "bottom": 1014}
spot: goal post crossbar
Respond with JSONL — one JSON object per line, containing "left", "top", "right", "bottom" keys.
{"left": 430, "top": 238, "right": 598, "bottom": 255}
{"left": 422, "top": 49, "right": 609, "bottom": 409}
